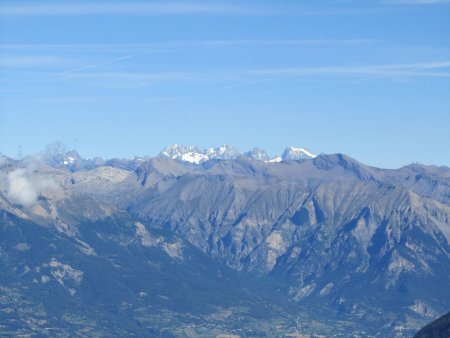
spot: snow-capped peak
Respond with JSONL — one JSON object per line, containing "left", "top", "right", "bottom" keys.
{"left": 159, "top": 144, "right": 241, "bottom": 163}
{"left": 282, "top": 146, "right": 316, "bottom": 160}
{"left": 158, "top": 145, "right": 316, "bottom": 164}
{"left": 159, "top": 144, "right": 208, "bottom": 164}
{"left": 205, "top": 145, "right": 240, "bottom": 160}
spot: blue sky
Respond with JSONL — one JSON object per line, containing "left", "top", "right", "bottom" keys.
{"left": 0, "top": 0, "right": 449, "bottom": 168}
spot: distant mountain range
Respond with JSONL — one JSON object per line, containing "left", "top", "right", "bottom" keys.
{"left": 0, "top": 146, "right": 449, "bottom": 337}
{"left": 37, "top": 144, "right": 317, "bottom": 169}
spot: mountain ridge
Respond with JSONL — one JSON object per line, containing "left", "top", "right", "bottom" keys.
{"left": 4, "top": 144, "right": 449, "bottom": 171}
{"left": 1, "top": 148, "right": 449, "bottom": 336}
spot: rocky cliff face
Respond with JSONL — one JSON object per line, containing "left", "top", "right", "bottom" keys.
{"left": 127, "top": 156, "right": 450, "bottom": 327}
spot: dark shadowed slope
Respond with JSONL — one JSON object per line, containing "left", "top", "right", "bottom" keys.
{"left": 414, "top": 312, "right": 450, "bottom": 338}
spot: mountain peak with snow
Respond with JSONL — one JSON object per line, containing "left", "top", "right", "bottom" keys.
{"left": 205, "top": 145, "right": 240, "bottom": 160}
{"left": 282, "top": 146, "right": 316, "bottom": 160}
{"left": 33, "top": 144, "right": 317, "bottom": 167}
{"left": 159, "top": 144, "right": 240, "bottom": 164}
{"left": 158, "top": 144, "right": 316, "bottom": 164}
{"left": 159, "top": 144, "right": 208, "bottom": 164}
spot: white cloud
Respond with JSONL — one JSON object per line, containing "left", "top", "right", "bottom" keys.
{"left": 7, "top": 169, "right": 37, "bottom": 207}
{"left": 5, "top": 165, "right": 60, "bottom": 207}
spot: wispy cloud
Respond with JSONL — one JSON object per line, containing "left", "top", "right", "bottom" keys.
{"left": 0, "top": 39, "right": 380, "bottom": 76}
{"left": 220, "top": 61, "right": 450, "bottom": 90}
{"left": 54, "top": 71, "right": 231, "bottom": 86}
{"left": 0, "top": 2, "right": 399, "bottom": 18}
{"left": 3, "top": 46, "right": 449, "bottom": 89}
{"left": 0, "top": 39, "right": 380, "bottom": 54}
{"left": 41, "top": 60, "right": 450, "bottom": 90}
{"left": 49, "top": 55, "right": 135, "bottom": 76}
{"left": 0, "top": 2, "right": 244, "bottom": 17}
{"left": 248, "top": 61, "right": 450, "bottom": 78}
{"left": 0, "top": 55, "right": 72, "bottom": 68}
